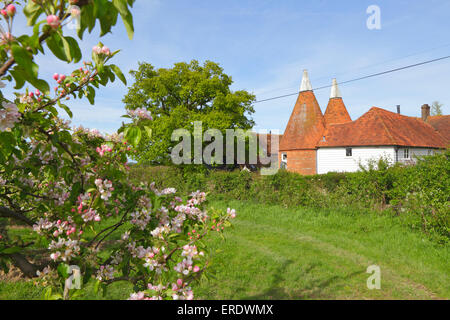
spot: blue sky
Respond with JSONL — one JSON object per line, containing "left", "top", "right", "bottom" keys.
{"left": 4, "top": 0, "right": 450, "bottom": 133}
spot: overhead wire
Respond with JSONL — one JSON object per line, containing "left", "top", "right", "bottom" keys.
{"left": 254, "top": 54, "right": 450, "bottom": 104}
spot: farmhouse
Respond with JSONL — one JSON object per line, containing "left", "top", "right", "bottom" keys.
{"left": 279, "top": 70, "right": 450, "bottom": 175}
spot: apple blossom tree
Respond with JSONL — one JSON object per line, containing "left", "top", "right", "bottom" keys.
{"left": 0, "top": 0, "right": 236, "bottom": 300}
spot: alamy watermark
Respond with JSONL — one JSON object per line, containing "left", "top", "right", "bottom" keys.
{"left": 65, "top": 5, "right": 81, "bottom": 31}
{"left": 64, "top": 265, "right": 81, "bottom": 297}
{"left": 366, "top": 5, "right": 381, "bottom": 30}
{"left": 170, "top": 121, "right": 280, "bottom": 175}
{"left": 366, "top": 265, "right": 381, "bottom": 290}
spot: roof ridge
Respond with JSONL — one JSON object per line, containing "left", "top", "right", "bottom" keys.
{"left": 372, "top": 108, "right": 397, "bottom": 145}
{"left": 317, "top": 106, "right": 448, "bottom": 149}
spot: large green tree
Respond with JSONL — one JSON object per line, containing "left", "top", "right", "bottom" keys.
{"left": 123, "top": 60, "right": 256, "bottom": 164}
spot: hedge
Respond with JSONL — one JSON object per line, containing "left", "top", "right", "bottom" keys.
{"left": 129, "top": 150, "right": 450, "bottom": 244}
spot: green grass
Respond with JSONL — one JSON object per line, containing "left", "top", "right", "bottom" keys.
{"left": 1, "top": 200, "right": 449, "bottom": 300}
{"left": 0, "top": 279, "right": 133, "bottom": 300}
{"left": 195, "top": 200, "right": 450, "bottom": 300}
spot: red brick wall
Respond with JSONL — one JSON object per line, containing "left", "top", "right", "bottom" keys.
{"left": 279, "top": 150, "right": 317, "bottom": 175}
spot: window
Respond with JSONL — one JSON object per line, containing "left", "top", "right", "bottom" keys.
{"left": 346, "top": 148, "right": 352, "bottom": 157}
{"left": 280, "top": 153, "right": 287, "bottom": 169}
{"left": 403, "top": 148, "right": 410, "bottom": 159}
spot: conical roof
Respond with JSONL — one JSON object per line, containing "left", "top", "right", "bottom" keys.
{"left": 324, "top": 79, "right": 352, "bottom": 125}
{"left": 279, "top": 70, "right": 325, "bottom": 151}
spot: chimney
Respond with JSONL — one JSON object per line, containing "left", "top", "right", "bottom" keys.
{"left": 421, "top": 104, "right": 430, "bottom": 122}
{"left": 396, "top": 105, "right": 401, "bottom": 114}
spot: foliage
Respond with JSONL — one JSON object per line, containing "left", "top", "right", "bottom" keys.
{"left": 122, "top": 60, "right": 256, "bottom": 164}
{"left": 431, "top": 101, "right": 443, "bottom": 116}
{"left": 0, "top": 0, "right": 235, "bottom": 300}
{"left": 131, "top": 151, "right": 450, "bottom": 243}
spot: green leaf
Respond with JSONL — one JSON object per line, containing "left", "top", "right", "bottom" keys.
{"left": 78, "top": 2, "right": 95, "bottom": 39}
{"left": 94, "top": 280, "right": 101, "bottom": 294}
{"left": 112, "top": 0, "right": 134, "bottom": 39}
{"left": 126, "top": 126, "right": 142, "bottom": 147}
{"left": 11, "top": 45, "right": 36, "bottom": 77}
{"left": 1, "top": 246, "right": 21, "bottom": 254}
{"left": 94, "top": 0, "right": 119, "bottom": 37}
{"left": 86, "top": 86, "right": 96, "bottom": 105}
{"left": 29, "top": 77, "right": 50, "bottom": 94}
{"left": 58, "top": 100, "right": 73, "bottom": 118}
{"left": 10, "top": 68, "right": 25, "bottom": 89}
{"left": 46, "top": 33, "right": 70, "bottom": 62}
{"left": 144, "top": 126, "right": 152, "bottom": 138}
{"left": 60, "top": 35, "right": 73, "bottom": 62}
{"left": 47, "top": 105, "right": 59, "bottom": 117}
{"left": 66, "top": 37, "right": 82, "bottom": 63}
{"left": 110, "top": 64, "right": 127, "bottom": 85}
{"left": 23, "top": 1, "right": 43, "bottom": 26}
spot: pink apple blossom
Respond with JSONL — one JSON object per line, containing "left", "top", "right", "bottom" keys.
{"left": 46, "top": 15, "right": 60, "bottom": 28}
{"left": 6, "top": 4, "right": 16, "bottom": 17}
{"left": 0, "top": 102, "right": 20, "bottom": 131}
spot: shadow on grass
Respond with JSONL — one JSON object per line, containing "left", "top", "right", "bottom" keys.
{"left": 241, "top": 260, "right": 364, "bottom": 300}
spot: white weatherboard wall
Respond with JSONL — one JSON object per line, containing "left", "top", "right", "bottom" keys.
{"left": 317, "top": 147, "right": 396, "bottom": 174}
{"left": 317, "top": 147, "right": 440, "bottom": 174}
{"left": 397, "top": 147, "right": 440, "bottom": 164}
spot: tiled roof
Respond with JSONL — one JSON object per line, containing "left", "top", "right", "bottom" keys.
{"left": 427, "top": 115, "right": 450, "bottom": 145}
{"left": 279, "top": 90, "right": 325, "bottom": 151}
{"left": 317, "top": 107, "right": 448, "bottom": 148}
{"left": 324, "top": 97, "right": 352, "bottom": 125}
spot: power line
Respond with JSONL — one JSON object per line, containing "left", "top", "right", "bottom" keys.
{"left": 310, "top": 42, "right": 450, "bottom": 85}
{"left": 256, "top": 43, "right": 450, "bottom": 97}
{"left": 254, "top": 54, "right": 450, "bottom": 104}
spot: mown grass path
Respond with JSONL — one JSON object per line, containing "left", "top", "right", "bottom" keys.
{"left": 196, "top": 200, "right": 450, "bottom": 300}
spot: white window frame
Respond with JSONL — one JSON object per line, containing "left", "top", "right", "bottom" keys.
{"left": 403, "top": 148, "right": 410, "bottom": 159}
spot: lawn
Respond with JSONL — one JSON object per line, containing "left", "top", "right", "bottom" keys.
{"left": 1, "top": 200, "right": 449, "bottom": 300}
{"left": 194, "top": 200, "right": 450, "bottom": 300}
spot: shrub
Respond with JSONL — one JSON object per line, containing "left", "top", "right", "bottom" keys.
{"left": 131, "top": 151, "right": 449, "bottom": 243}
{"left": 391, "top": 151, "right": 449, "bottom": 243}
